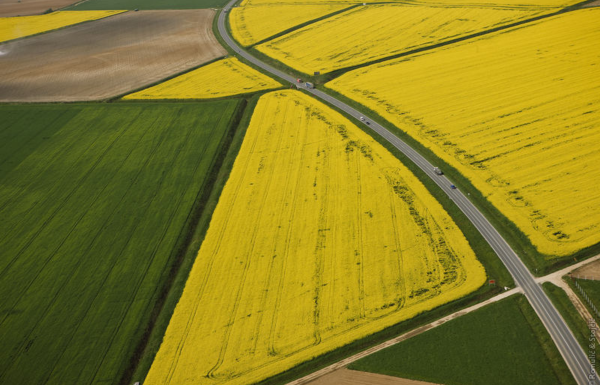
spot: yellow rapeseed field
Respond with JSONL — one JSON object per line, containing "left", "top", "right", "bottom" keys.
{"left": 0, "top": 10, "right": 124, "bottom": 43}
{"left": 329, "top": 9, "right": 600, "bottom": 257}
{"left": 230, "top": 4, "right": 348, "bottom": 46}
{"left": 240, "top": 0, "right": 378, "bottom": 5}
{"left": 144, "top": 90, "right": 486, "bottom": 385}
{"left": 240, "top": 0, "right": 576, "bottom": 7}
{"left": 123, "top": 58, "right": 281, "bottom": 99}
{"left": 256, "top": 4, "right": 549, "bottom": 74}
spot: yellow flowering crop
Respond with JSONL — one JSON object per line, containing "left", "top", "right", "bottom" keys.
{"left": 256, "top": 4, "right": 550, "bottom": 74}
{"left": 329, "top": 9, "right": 600, "bottom": 257}
{"left": 230, "top": 4, "right": 348, "bottom": 46}
{"left": 240, "top": 0, "right": 381, "bottom": 5}
{"left": 401, "top": 0, "right": 577, "bottom": 5}
{"left": 123, "top": 58, "right": 282, "bottom": 100}
{"left": 0, "top": 10, "right": 124, "bottom": 43}
{"left": 241, "top": 0, "right": 577, "bottom": 6}
{"left": 144, "top": 90, "right": 486, "bottom": 385}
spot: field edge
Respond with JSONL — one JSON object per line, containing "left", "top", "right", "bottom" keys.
{"left": 120, "top": 97, "right": 250, "bottom": 385}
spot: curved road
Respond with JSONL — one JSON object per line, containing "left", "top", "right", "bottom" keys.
{"left": 218, "top": 4, "right": 595, "bottom": 384}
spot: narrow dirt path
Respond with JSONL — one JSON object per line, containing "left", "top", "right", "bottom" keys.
{"left": 537, "top": 254, "right": 600, "bottom": 285}
{"left": 289, "top": 288, "right": 522, "bottom": 385}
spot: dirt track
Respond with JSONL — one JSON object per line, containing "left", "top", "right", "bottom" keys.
{"left": 308, "top": 368, "right": 439, "bottom": 385}
{"left": 0, "top": 10, "right": 227, "bottom": 102}
{"left": 0, "top": 0, "right": 80, "bottom": 17}
{"left": 286, "top": 288, "right": 521, "bottom": 385}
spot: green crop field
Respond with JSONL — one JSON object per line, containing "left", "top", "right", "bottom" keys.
{"left": 572, "top": 278, "right": 600, "bottom": 320}
{"left": 68, "top": 0, "right": 229, "bottom": 10}
{"left": 575, "top": 279, "right": 600, "bottom": 305}
{"left": 349, "top": 295, "right": 575, "bottom": 385}
{"left": 0, "top": 101, "right": 240, "bottom": 385}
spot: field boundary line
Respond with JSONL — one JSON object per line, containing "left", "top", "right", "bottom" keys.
{"left": 122, "top": 101, "right": 246, "bottom": 385}
{"left": 161, "top": 105, "right": 261, "bottom": 384}
{"left": 0, "top": 10, "right": 127, "bottom": 46}
{"left": 247, "top": 4, "right": 360, "bottom": 48}
{"left": 239, "top": 0, "right": 594, "bottom": 85}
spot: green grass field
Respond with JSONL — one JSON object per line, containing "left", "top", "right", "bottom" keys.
{"left": 349, "top": 295, "right": 575, "bottom": 385}
{"left": 0, "top": 101, "right": 240, "bottom": 385}
{"left": 572, "top": 278, "right": 600, "bottom": 320}
{"left": 575, "top": 279, "right": 600, "bottom": 304}
{"left": 68, "top": 0, "right": 229, "bottom": 10}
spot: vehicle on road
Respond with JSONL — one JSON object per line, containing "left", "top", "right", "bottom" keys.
{"left": 359, "top": 116, "right": 365, "bottom": 121}
{"left": 305, "top": 82, "right": 314, "bottom": 89}
{"left": 433, "top": 167, "right": 443, "bottom": 175}
{"left": 450, "top": 184, "right": 457, "bottom": 189}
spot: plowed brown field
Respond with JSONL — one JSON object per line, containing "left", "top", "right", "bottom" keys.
{"left": 572, "top": 259, "right": 600, "bottom": 281}
{"left": 0, "top": 0, "right": 80, "bottom": 17}
{"left": 0, "top": 10, "right": 226, "bottom": 102}
{"left": 308, "top": 368, "right": 440, "bottom": 385}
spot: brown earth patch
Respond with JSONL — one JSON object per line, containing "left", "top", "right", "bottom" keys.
{"left": 0, "top": 10, "right": 227, "bottom": 102}
{"left": 307, "top": 368, "right": 440, "bottom": 385}
{"left": 571, "top": 259, "right": 600, "bottom": 281}
{"left": 0, "top": 0, "right": 81, "bottom": 17}
{"left": 582, "top": 0, "right": 600, "bottom": 7}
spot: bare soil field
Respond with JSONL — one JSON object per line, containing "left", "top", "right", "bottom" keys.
{"left": 307, "top": 368, "right": 440, "bottom": 385}
{"left": 0, "top": 0, "right": 80, "bottom": 17}
{"left": 0, "top": 10, "right": 226, "bottom": 102}
{"left": 571, "top": 259, "right": 600, "bottom": 280}
{"left": 583, "top": 0, "right": 600, "bottom": 6}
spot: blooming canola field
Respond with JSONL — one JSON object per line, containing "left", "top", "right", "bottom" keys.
{"left": 230, "top": 4, "right": 348, "bottom": 46}
{"left": 0, "top": 10, "right": 124, "bottom": 43}
{"left": 124, "top": 58, "right": 282, "bottom": 99}
{"left": 256, "top": 4, "right": 549, "bottom": 74}
{"left": 144, "top": 90, "right": 486, "bottom": 385}
{"left": 241, "top": 0, "right": 576, "bottom": 6}
{"left": 329, "top": 9, "right": 600, "bottom": 257}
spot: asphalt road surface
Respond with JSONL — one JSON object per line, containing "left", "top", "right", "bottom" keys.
{"left": 218, "top": 3, "right": 595, "bottom": 384}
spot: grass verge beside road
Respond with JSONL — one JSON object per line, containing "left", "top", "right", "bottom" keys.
{"left": 542, "top": 282, "right": 591, "bottom": 351}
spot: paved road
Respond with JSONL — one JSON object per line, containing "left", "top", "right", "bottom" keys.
{"left": 218, "top": 4, "right": 595, "bottom": 384}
